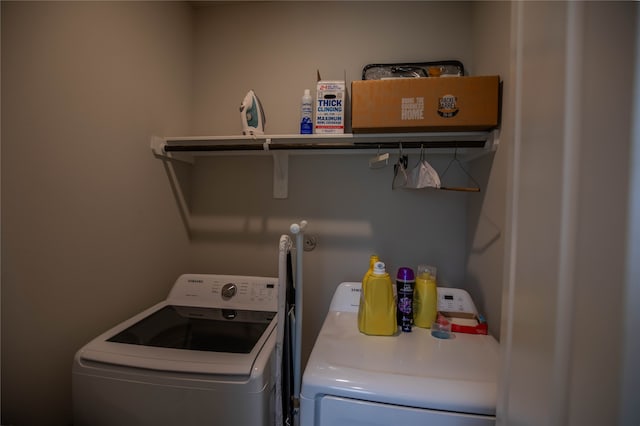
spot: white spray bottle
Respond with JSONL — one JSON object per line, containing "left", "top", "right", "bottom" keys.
{"left": 300, "top": 89, "right": 313, "bottom": 134}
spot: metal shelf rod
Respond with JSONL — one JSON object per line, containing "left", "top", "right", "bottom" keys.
{"left": 162, "top": 140, "right": 486, "bottom": 153}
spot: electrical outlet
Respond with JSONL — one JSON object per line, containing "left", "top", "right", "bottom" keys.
{"left": 303, "top": 234, "right": 318, "bottom": 251}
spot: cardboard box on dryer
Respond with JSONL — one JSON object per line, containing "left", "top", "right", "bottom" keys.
{"left": 351, "top": 75, "right": 500, "bottom": 133}
{"left": 440, "top": 310, "right": 488, "bottom": 335}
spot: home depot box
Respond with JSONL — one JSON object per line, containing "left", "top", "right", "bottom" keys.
{"left": 351, "top": 76, "right": 500, "bottom": 133}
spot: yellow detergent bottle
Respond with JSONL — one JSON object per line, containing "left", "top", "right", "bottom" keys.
{"left": 358, "top": 261, "right": 397, "bottom": 336}
{"left": 358, "top": 254, "right": 379, "bottom": 331}
{"left": 413, "top": 265, "right": 438, "bottom": 328}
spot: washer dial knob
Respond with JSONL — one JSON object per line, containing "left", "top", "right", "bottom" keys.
{"left": 221, "top": 283, "right": 237, "bottom": 300}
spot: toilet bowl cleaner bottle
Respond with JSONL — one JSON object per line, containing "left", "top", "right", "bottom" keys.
{"left": 358, "top": 261, "right": 396, "bottom": 336}
{"left": 396, "top": 267, "right": 415, "bottom": 332}
{"left": 300, "top": 89, "right": 313, "bottom": 134}
{"left": 358, "top": 255, "right": 380, "bottom": 331}
{"left": 413, "top": 265, "right": 438, "bottom": 328}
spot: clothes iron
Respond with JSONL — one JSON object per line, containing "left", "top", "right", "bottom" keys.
{"left": 239, "top": 90, "right": 266, "bottom": 135}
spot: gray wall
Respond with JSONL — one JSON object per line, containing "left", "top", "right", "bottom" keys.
{"left": 185, "top": 0, "right": 502, "bottom": 374}
{"left": 1, "top": 2, "right": 508, "bottom": 425}
{"left": 467, "top": 1, "right": 511, "bottom": 338}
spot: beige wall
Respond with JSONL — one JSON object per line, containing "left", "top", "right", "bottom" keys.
{"left": 191, "top": 1, "right": 474, "bottom": 135}
{"left": 1, "top": 2, "right": 194, "bottom": 424}
{"left": 498, "top": 2, "right": 639, "bottom": 424}
{"left": 1, "top": 1, "right": 509, "bottom": 425}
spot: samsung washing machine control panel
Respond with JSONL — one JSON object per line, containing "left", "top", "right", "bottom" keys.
{"left": 167, "top": 274, "right": 278, "bottom": 312}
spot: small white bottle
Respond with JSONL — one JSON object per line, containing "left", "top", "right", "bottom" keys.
{"left": 300, "top": 89, "right": 313, "bottom": 134}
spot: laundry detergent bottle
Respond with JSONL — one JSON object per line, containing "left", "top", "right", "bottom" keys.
{"left": 358, "top": 255, "right": 380, "bottom": 331}
{"left": 358, "top": 261, "right": 397, "bottom": 336}
{"left": 413, "top": 265, "right": 438, "bottom": 328}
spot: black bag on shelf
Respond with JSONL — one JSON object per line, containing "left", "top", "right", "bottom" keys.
{"left": 362, "top": 60, "right": 464, "bottom": 80}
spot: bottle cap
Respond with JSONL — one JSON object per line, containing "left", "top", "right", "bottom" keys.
{"left": 397, "top": 267, "right": 415, "bottom": 281}
{"left": 373, "top": 261, "right": 386, "bottom": 275}
{"left": 304, "top": 89, "right": 310, "bottom": 96}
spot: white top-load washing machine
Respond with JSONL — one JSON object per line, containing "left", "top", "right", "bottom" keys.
{"left": 73, "top": 274, "right": 278, "bottom": 426}
{"left": 300, "top": 282, "right": 500, "bottom": 426}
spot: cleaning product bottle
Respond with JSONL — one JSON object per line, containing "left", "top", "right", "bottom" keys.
{"left": 358, "top": 255, "right": 380, "bottom": 331}
{"left": 358, "top": 261, "right": 396, "bottom": 336}
{"left": 396, "top": 267, "right": 416, "bottom": 332}
{"left": 413, "top": 265, "right": 438, "bottom": 328}
{"left": 300, "top": 89, "right": 313, "bottom": 134}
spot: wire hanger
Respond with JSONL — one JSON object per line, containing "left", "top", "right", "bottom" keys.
{"left": 439, "top": 148, "right": 481, "bottom": 192}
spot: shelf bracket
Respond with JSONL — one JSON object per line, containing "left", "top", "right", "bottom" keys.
{"left": 150, "top": 136, "right": 194, "bottom": 164}
{"left": 272, "top": 152, "right": 289, "bottom": 199}
{"left": 459, "top": 128, "right": 500, "bottom": 162}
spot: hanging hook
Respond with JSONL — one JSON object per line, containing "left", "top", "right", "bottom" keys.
{"left": 398, "top": 143, "right": 408, "bottom": 168}
{"left": 392, "top": 142, "right": 409, "bottom": 189}
{"left": 369, "top": 144, "right": 389, "bottom": 169}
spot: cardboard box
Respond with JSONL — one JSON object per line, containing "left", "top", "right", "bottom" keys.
{"left": 315, "top": 80, "right": 346, "bottom": 134}
{"left": 440, "top": 311, "right": 488, "bottom": 335}
{"left": 351, "top": 76, "right": 500, "bottom": 133}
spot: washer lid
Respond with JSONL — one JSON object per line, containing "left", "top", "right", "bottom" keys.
{"left": 77, "top": 301, "right": 276, "bottom": 376}
{"left": 108, "top": 305, "right": 275, "bottom": 353}
{"left": 301, "top": 310, "right": 500, "bottom": 416}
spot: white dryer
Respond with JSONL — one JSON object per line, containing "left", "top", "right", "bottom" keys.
{"left": 73, "top": 274, "right": 278, "bottom": 426}
{"left": 300, "top": 282, "right": 500, "bottom": 426}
